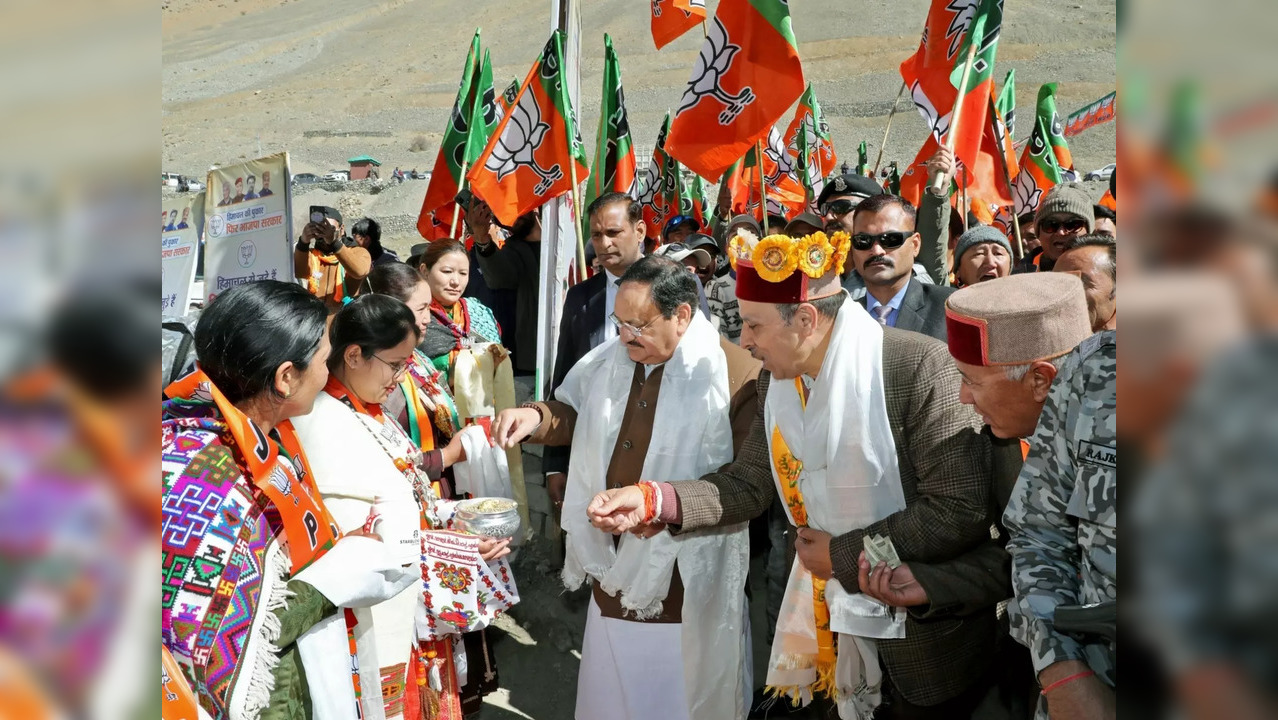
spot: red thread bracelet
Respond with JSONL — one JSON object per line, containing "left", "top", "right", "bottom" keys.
{"left": 1040, "top": 669, "right": 1095, "bottom": 696}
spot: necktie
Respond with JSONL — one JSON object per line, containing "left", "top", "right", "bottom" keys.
{"left": 874, "top": 304, "right": 892, "bottom": 326}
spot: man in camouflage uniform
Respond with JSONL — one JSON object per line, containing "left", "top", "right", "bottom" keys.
{"left": 1004, "top": 329, "right": 1117, "bottom": 719}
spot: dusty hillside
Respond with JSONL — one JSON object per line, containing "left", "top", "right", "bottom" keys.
{"left": 162, "top": 0, "right": 1115, "bottom": 184}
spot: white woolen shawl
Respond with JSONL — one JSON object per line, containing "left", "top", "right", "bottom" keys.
{"left": 558, "top": 313, "right": 750, "bottom": 720}
{"left": 763, "top": 294, "right": 907, "bottom": 720}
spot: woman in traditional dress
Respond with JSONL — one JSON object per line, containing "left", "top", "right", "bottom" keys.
{"left": 413, "top": 243, "right": 532, "bottom": 534}
{"left": 162, "top": 281, "right": 416, "bottom": 720}
{"left": 290, "top": 295, "right": 519, "bottom": 720}
{"left": 415, "top": 240, "right": 502, "bottom": 381}
{"left": 368, "top": 262, "right": 464, "bottom": 457}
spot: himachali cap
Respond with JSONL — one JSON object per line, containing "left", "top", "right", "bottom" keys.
{"left": 730, "top": 229, "right": 849, "bottom": 304}
{"left": 945, "top": 274, "right": 1092, "bottom": 367}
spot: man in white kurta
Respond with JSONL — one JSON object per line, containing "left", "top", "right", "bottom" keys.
{"left": 494, "top": 256, "right": 752, "bottom": 720}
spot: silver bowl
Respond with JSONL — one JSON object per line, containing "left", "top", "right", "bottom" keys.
{"left": 454, "top": 497, "right": 520, "bottom": 540}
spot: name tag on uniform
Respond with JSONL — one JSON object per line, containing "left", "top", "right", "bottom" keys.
{"left": 1078, "top": 440, "right": 1116, "bottom": 469}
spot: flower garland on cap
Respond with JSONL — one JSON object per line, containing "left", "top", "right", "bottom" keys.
{"left": 729, "top": 230, "right": 852, "bottom": 283}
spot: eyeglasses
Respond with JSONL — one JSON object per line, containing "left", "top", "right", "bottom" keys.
{"left": 820, "top": 198, "right": 857, "bottom": 217}
{"left": 1038, "top": 217, "right": 1088, "bottom": 234}
{"left": 851, "top": 231, "right": 914, "bottom": 251}
{"left": 609, "top": 312, "right": 663, "bottom": 337}
{"left": 371, "top": 354, "right": 409, "bottom": 378}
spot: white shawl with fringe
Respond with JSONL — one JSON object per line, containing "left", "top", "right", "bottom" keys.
{"left": 764, "top": 294, "right": 908, "bottom": 720}
{"left": 559, "top": 313, "right": 750, "bottom": 720}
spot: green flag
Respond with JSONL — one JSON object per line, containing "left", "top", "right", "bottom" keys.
{"left": 854, "top": 140, "right": 869, "bottom": 176}
{"left": 996, "top": 68, "right": 1016, "bottom": 136}
{"left": 887, "top": 161, "right": 901, "bottom": 196}
{"left": 584, "top": 34, "right": 637, "bottom": 232}
{"left": 464, "top": 49, "right": 501, "bottom": 165}
{"left": 421, "top": 30, "right": 482, "bottom": 215}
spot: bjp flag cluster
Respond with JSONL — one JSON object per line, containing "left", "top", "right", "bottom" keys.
{"left": 1012, "top": 83, "right": 1076, "bottom": 216}
{"left": 665, "top": 0, "right": 805, "bottom": 181}
{"left": 651, "top": 0, "right": 707, "bottom": 50}
{"left": 635, "top": 113, "right": 675, "bottom": 236}
{"left": 783, "top": 83, "right": 838, "bottom": 209}
{"left": 899, "top": 0, "right": 1011, "bottom": 206}
{"left": 467, "top": 30, "right": 590, "bottom": 226}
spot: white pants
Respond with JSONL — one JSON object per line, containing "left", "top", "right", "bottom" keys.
{"left": 575, "top": 597, "right": 752, "bottom": 720}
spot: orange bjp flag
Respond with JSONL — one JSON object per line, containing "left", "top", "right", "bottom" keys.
{"left": 467, "top": 31, "right": 590, "bottom": 226}
{"left": 665, "top": 0, "right": 805, "bottom": 182}
{"left": 651, "top": 0, "right": 707, "bottom": 50}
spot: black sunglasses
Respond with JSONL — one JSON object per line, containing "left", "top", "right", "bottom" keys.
{"left": 820, "top": 198, "right": 858, "bottom": 216}
{"left": 1039, "top": 217, "right": 1088, "bottom": 234}
{"left": 851, "top": 231, "right": 913, "bottom": 251}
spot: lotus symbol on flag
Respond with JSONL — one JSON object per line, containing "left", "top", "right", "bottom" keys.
{"left": 676, "top": 17, "right": 756, "bottom": 125}
{"left": 635, "top": 165, "right": 658, "bottom": 204}
{"left": 910, "top": 81, "right": 952, "bottom": 141}
{"left": 484, "top": 86, "right": 563, "bottom": 194}
{"left": 1012, "top": 169, "right": 1041, "bottom": 216}
{"left": 944, "top": 0, "right": 980, "bottom": 59}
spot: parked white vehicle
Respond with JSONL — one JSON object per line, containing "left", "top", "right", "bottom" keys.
{"left": 322, "top": 170, "right": 350, "bottom": 182}
{"left": 1085, "top": 163, "right": 1116, "bottom": 182}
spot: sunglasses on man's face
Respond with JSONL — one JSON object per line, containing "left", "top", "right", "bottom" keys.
{"left": 851, "top": 231, "right": 913, "bottom": 252}
{"left": 1038, "top": 217, "right": 1088, "bottom": 235}
{"left": 820, "top": 198, "right": 858, "bottom": 217}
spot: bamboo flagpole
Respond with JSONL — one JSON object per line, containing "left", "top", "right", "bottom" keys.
{"left": 568, "top": 157, "right": 587, "bottom": 282}
{"left": 449, "top": 160, "right": 469, "bottom": 238}
{"left": 873, "top": 82, "right": 908, "bottom": 177}
{"left": 990, "top": 108, "right": 1025, "bottom": 258}
{"left": 930, "top": 36, "right": 980, "bottom": 194}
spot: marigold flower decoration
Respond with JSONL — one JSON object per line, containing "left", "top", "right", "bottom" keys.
{"left": 828, "top": 231, "right": 851, "bottom": 276}
{"left": 796, "top": 233, "right": 835, "bottom": 277}
{"left": 730, "top": 229, "right": 852, "bottom": 282}
{"left": 751, "top": 235, "right": 799, "bottom": 282}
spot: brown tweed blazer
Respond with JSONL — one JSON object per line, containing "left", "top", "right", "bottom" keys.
{"left": 671, "top": 327, "right": 996, "bottom": 706}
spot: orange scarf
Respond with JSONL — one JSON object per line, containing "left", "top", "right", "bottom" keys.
{"left": 766, "top": 378, "right": 838, "bottom": 699}
{"left": 165, "top": 369, "right": 339, "bottom": 573}
{"left": 307, "top": 249, "right": 346, "bottom": 303}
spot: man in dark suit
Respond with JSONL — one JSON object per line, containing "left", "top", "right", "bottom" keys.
{"left": 543, "top": 191, "right": 647, "bottom": 509}
{"left": 850, "top": 193, "right": 955, "bottom": 341}
{"left": 587, "top": 233, "right": 999, "bottom": 717}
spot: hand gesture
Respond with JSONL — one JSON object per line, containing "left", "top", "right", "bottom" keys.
{"left": 586, "top": 486, "right": 647, "bottom": 534}
{"left": 926, "top": 146, "right": 956, "bottom": 186}
{"left": 492, "top": 407, "right": 541, "bottom": 449}
{"left": 795, "top": 527, "right": 833, "bottom": 579}
{"left": 857, "top": 551, "right": 928, "bottom": 607}
{"left": 478, "top": 536, "right": 512, "bottom": 562}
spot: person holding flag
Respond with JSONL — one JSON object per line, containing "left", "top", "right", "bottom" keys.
{"left": 898, "top": 0, "right": 1012, "bottom": 211}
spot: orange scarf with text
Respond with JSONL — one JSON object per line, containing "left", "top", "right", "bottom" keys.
{"left": 165, "top": 369, "right": 339, "bottom": 573}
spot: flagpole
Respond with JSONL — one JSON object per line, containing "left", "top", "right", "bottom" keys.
{"left": 990, "top": 108, "right": 1025, "bottom": 258}
{"left": 569, "top": 159, "right": 588, "bottom": 282}
{"left": 873, "top": 82, "right": 907, "bottom": 177}
{"left": 756, "top": 139, "right": 769, "bottom": 235}
{"left": 931, "top": 37, "right": 980, "bottom": 194}
{"left": 960, "top": 166, "right": 969, "bottom": 232}
{"left": 450, "top": 160, "right": 469, "bottom": 238}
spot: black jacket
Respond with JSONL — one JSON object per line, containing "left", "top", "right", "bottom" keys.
{"left": 854, "top": 277, "right": 955, "bottom": 342}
